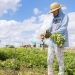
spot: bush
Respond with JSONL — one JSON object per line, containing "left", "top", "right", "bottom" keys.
{"left": 9, "top": 45, "right": 15, "bottom": 48}
{"left": 2, "top": 59, "right": 20, "bottom": 70}
{"left": 0, "top": 48, "right": 75, "bottom": 74}
{"left": 0, "top": 51, "right": 8, "bottom": 61}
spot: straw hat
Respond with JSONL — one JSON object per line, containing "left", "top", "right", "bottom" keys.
{"left": 49, "top": 2, "right": 63, "bottom": 13}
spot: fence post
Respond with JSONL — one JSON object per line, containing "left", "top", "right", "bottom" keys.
{"left": 14, "top": 48, "right": 16, "bottom": 75}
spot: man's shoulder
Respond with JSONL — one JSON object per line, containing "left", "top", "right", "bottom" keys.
{"left": 63, "top": 14, "right": 69, "bottom": 20}
{"left": 64, "top": 14, "right": 68, "bottom": 17}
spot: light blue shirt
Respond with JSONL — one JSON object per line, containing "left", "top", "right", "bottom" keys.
{"left": 41, "top": 41, "right": 45, "bottom": 47}
{"left": 31, "top": 41, "right": 36, "bottom": 45}
{"left": 49, "top": 8, "right": 69, "bottom": 47}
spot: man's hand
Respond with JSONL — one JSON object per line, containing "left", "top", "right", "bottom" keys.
{"left": 40, "top": 33, "right": 45, "bottom": 39}
{"left": 46, "top": 29, "right": 50, "bottom": 33}
{"left": 45, "top": 29, "right": 52, "bottom": 38}
{"left": 40, "top": 29, "right": 51, "bottom": 39}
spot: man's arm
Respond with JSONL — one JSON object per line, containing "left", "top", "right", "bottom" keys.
{"left": 45, "top": 20, "right": 53, "bottom": 38}
{"left": 45, "top": 29, "right": 52, "bottom": 38}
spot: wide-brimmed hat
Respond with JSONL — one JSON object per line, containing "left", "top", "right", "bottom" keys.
{"left": 49, "top": 2, "right": 63, "bottom": 14}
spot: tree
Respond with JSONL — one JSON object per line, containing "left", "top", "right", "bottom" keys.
{"left": 9, "top": 45, "right": 15, "bottom": 48}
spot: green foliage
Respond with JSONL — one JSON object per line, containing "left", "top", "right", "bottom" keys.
{"left": 18, "top": 71, "right": 42, "bottom": 75}
{"left": 64, "top": 52, "right": 75, "bottom": 75}
{"left": 50, "top": 32, "right": 65, "bottom": 47}
{"left": 0, "top": 51, "right": 8, "bottom": 61}
{"left": 0, "top": 48, "right": 75, "bottom": 75}
{"left": 2, "top": 59, "right": 20, "bottom": 70}
{"left": 16, "top": 48, "right": 47, "bottom": 68}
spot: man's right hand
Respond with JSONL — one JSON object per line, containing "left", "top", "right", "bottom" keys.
{"left": 40, "top": 29, "right": 51, "bottom": 39}
{"left": 46, "top": 29, "right": 50, "bottom": 33}
{"left": 45, "top": 29, "right": 52, "bottom": 38}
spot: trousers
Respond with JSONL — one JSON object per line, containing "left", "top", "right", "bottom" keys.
{"left": 47, "top": 46, "right": 64, "bottom": 75}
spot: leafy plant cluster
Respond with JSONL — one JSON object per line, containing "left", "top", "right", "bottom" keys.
{"left": 50, "top": 32, "right": 65, "bottom": 47}
{"left": 0, "top": 48, "right": 75, "bottom": 75}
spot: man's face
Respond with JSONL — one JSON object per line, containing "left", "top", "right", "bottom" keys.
{"left": 52, "top": 10, "right": 59, "bottom": 16}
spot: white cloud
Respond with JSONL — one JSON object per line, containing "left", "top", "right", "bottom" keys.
{"left": 0, "top": 10, "right": 75, "bottom": 47}
{"left": 61, "top": 6, "right": 67, "bottom": 10}
{"left": 0, "top": 0, "right": 22, "bottom": 16}
{"left": 33, "top": 8, "right": 42, "bottom": 15}
{"left": 32, "top": 12, "right": 75, "bottom": 47}
{"left": 0, "top": 17, "right": 41, "bottom": 47}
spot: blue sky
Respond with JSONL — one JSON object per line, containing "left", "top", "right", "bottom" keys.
{"left": 0, "top": 0, "right": 75, "bottom": 47}
{"left": 1, "top": 0, "right": 75, "bottom": 21}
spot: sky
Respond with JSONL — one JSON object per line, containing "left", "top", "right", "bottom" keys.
{"left": 0, "top": 0, "right": 75, "bottom": 47}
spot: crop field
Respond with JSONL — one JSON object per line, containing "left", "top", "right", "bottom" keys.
{"left": 0, "top": 47, "right": 75, "bottom": 75}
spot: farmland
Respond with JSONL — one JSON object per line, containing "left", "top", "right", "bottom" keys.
{"left": 0, "top": 47, "right": 75, "bottom": 75}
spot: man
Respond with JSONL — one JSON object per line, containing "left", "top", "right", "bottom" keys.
{"left": 41, "top": 39, "right": 45, "bottom": 50}
{"left": 40, "top": 33, "right": 45, "bottom": 50}
{"left": 31, "top": 40, "right": 36, "bottom": 48}
{"left": 47, "top": 2, "right": 69, "bottom": 75}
